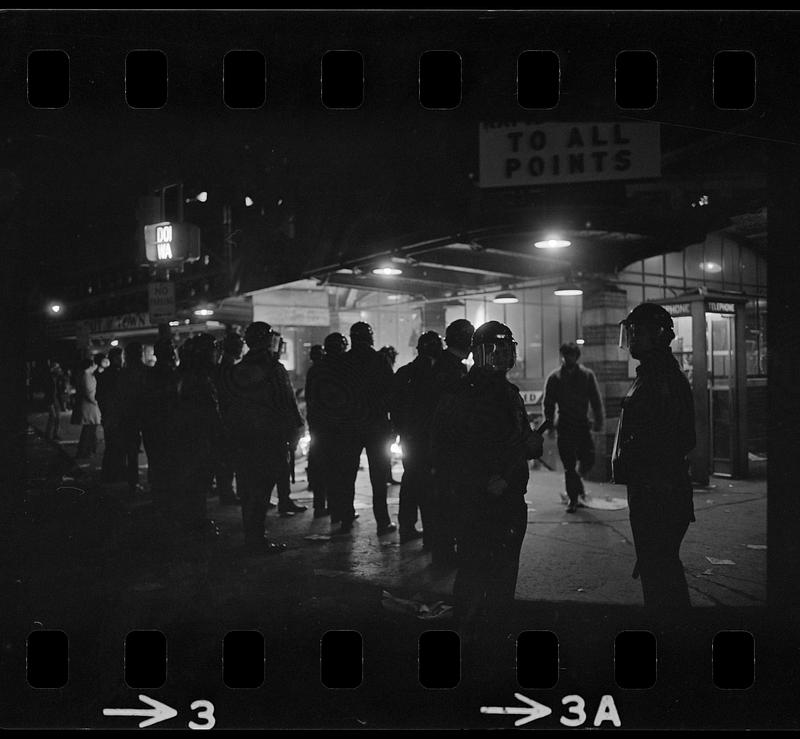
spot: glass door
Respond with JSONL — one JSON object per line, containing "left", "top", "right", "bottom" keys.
{"left": 706, "top": 312, "right": 736, "bottom": 476}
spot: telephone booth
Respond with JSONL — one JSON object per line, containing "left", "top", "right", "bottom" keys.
{"left": 656, "top": 292, "right": 749, "bottom": 485}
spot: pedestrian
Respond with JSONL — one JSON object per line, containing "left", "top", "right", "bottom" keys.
{"left": 305, "top": 332, "right": 351, "bottom": 522}
{"left": 73, "top": 357, "right": 102, "bottom": 460}
{"left": 43, "top": 359, "right": 65, "bottom": 441}
{"left": 217, "top": 321, "right": 303, "bottom": 553}
{"left": 378, "top": 346, "right": 402, "bottom": 485}
{"left": 167, "top": 334, "right": 223, "bottom": 538}
{"left": 214, "top": 332, "right": 244, "bottom": 506}
{"left": 330, "top": 322, "right": 397, "bottom": 536}
{"left": 428, "top": 318, "right": 474, "bottom": 567}
{"left": 142, "top": 337, "right": 179, "bottom": 519}
{"left": 390, "top": 330, "right": 443, "bottom": 545}
{"left": 304, "top": 343, "right": 327, "bottom": 516}
{"left": 613, "top": 302, "right": 696, "bottom": 615}
{"left": 116, "top": 341, "right": 148, "bottom": 496}
{"left": 431, "top": 321, "right": 543, "bottom": 640}
{"left": 542, "top": 341, "right": 605, "bottom": 513}
{"left": 96, "top": 347, "right": 125, "bottom": 483}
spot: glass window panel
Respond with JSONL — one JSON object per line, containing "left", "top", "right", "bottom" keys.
{"left": 664, "top": 250, "right": 683, "bottom": 278}
{"left": 542, "top": 304, "right": 561, "bottom": 377}
{"left": 643, "top": 255, "right": 664, "bottom": 277}
{"left": 722, "top": 240, "right": 740, "bottom": 290}
{"left": 683, "top": 242, "right": 705, "bottom": 282}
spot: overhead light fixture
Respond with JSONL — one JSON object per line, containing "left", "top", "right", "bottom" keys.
{"left": 110, "top": 339, "right": 119, "bottom": 347}
{"left": 493, "top": 291, "right": 519, "bottom": 304}
{"left": 186, "top": 191, "right": 208, "bottom": 203}
{"left": 244, "top": 196, "right": 254, "bottom": 207}
{"left": 372, "top": 265, "right": 402, "bottom": 276}
{"left": 194, "top": 307, "right": 215, "bottom": 317}
{"left": 47, "top": 302, "right": 63, "bottom": 315}
{"left": 576, "top": 338, "right": 585, "bottom": 345}
{"left": 554, "top": 282, "right": 583, "bottom": 297}
{"left": 700, "top": 261, "right": 722, "bottom": 273}
{"left": 168, "top": 320, "right": 180, "bottom": 327}
{"left": 534, "top": 236, "right": 572, "bottom": 249}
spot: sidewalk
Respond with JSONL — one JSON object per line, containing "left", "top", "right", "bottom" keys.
{"left": 26, "top": 411, "right": 767, "bottom": 608}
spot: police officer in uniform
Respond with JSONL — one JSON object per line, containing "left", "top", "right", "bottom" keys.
{"left": 428, "top": 318, "right": 474, "bottom": 566}
{"left": 390, "top": 330, "right": 444, "bottom": 544}
{"left": 613, "top": 302, "right": 696, "bottom": 614}
{"left": 431, "top": 321, "right": 543, "bottom": 638}
{"left": 218, "top": 322, "right": 303, "bottom": 553}
{"left": 333, "top": 322, "right": 396, "bottom": 535}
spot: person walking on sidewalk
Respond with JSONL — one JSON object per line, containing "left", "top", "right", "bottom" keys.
{"left": 390, "top": 330, "right": 444, "bottom": 545}
{"left": 542, "top": 342, "right": 605, "bottom": 513}
{"left": 96, "top": 347, "right": 125, "bottom": 483}
{"left": 116, "top": 342, "right": 148, "bottom": 497}
{"left": 73, "top": 357, "right": 102, "bottom": 460}
{"left": 613, "top": 302, "right": 696, "bottom": 614}
{"left": 43, "top": 359, "right": 66, "bottom": 441}
{"left": 431, "top": 321, "right": 543, "bottom": 639}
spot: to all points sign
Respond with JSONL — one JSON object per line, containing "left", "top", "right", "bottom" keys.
{"left": 478, "top": 121, "right": 661, "bottom": 188}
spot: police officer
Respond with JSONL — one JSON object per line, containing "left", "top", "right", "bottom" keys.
{"left": 431, "top": 321, "right": 543, "bottom": 638}
{"left": 214, "top": 332, "right": 244, "bottom": 506}
{"left": 390, "top": 330, "right": 444, "bottom": 544}
{"left": 306, "top": 332, "right": 354, "bottom": 525}
{"left": 304, "top": 342, "right": 328, "bottom": 515}
{"left": 218, "top": 322, "right": 302, "bottom": 553}
{"left": 142, "top": 337, "right": 178, "bottom": 518}
{"left": 428, "top": 319, "right": 475, "bottom": 565}
{"left": 332, "top": 322, "right": 396, "bottom": 536}
{"left": 613, "top": 302, "right": 696, "bottom": 614}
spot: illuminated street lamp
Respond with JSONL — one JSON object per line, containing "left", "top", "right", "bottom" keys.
{"left": 244, "top": 196, "right": 254, "bottom": 207}
{"left": 534, "top": 236, "right": 572, "bottom": 249}
{"left": 372, "top": 262, "right": 403, "bottom": 276}
{"left": 194, "top": 307, "right": 215, "bottom": 317}
{"left": 493, "top": 291, "right": 519, "bottom": 304}
{"left": 185, "top": 190, "right": 208, "bottom": 203}
{"left": 48, "top": 302, "right": 63, "bottom": 315}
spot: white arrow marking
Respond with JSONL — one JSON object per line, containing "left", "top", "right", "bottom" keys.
{"left": 103, "top": 694, "right": 178, "bottom": 728}
{"left": 480, "top": 692, "right": 553, "bottom": 726}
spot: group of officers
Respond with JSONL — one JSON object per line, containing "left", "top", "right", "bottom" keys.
{"left": 92, "top": 299, "right": 695, "bottom": 631}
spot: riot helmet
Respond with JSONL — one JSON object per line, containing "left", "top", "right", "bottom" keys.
{"left": 323, "top": 332, "right": 349, "bottom": 356}
{"left": 618, "top": 302, "right": 675, "bottom": 353}
{"left": 221, "top": 332, "right": 244, "bottom": 359}
{"left": 417, "top": 331, "right": 444, "bottom": 359}
{"left": 445, "top": 318, "right": 475, "bottom": 353}
{"left": 349, "top": 321, "right": 374, "bottom": 347}
{"left": 244, "top": 321, "right": 284, "bottom": 355}
{"left": 471, "top": 321, "right": 517, "bottom": 373}
{"left": 309, "top": 344, "right": 324, "bottom": 363}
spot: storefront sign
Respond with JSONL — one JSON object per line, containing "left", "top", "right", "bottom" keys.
{"left": 663, "top": 303, "right": 692, "bottom": 317}
{"left": 148, "top": 281, "right": 176, "bottom": 323}
{"left": 478, "top": 121, "right": 661, "bottom": 188}
{"left": 520, "top": 390, "right": 543, "bottom": 406}
{"left": 77, "top": 312, "right": 152, "bottom": 336}
{"left": 252, "top": 304, "right": 331, "bottom": 326}
{"left": 707, "top": 301, "right": 736, "bottom": 313}
{"left": 144, "top": 221, "right": 201, "bottom": 263}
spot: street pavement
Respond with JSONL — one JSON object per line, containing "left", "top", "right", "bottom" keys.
{"left": 0, "top": 412, "right": 782, "bottom": 731}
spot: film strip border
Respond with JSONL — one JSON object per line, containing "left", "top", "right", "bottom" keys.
{"left": 26, "top": 48, "right": 757, "bottom": 111}
{"left": 26, "top": 627, "right": 754, "bottom": 691}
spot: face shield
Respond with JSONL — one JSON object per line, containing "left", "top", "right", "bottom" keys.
{"left": 472, "top": 340, "right": 517, "bottom": 372}
{"left": 268, "top": 331, "right": 285, "bottom": 356}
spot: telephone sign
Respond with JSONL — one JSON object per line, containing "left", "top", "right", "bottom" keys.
{"left": 144, "top": 221, "right": 201, "bottom": 263}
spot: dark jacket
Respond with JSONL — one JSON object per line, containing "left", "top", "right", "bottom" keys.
{"left": 390, "top": 355, "right": 439, "bottom": 440}
{"left": 431, "top": 368, "right": 537, "bottom": 496}
{"left": 611, "top": 350, "right": 696, "bottom": 518}
{"left": 543, "top": 363, "right": 604, "bottom": 431}
{"left": 217, "top": 348, "right": 303, "bottom": 449}
{"left": 433, "top": 349, "right": 469, "bottom": 395}
{"left": 311, "top": 345, "right": 393, "bottom": 435}
{"left": 117, "top": 363, "right": 149, "bottom": 430}
{"left": 96, "top": 365, "right": 123, "bottom": 427}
